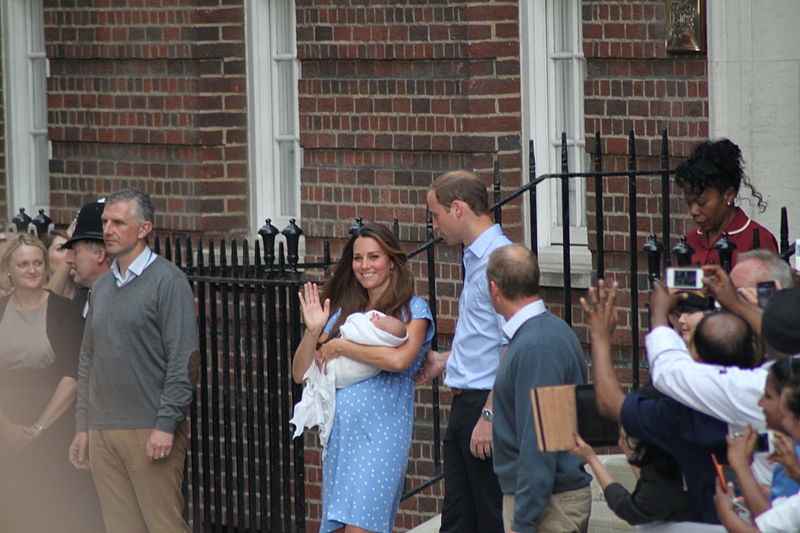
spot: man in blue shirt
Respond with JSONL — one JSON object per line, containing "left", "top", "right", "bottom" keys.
{"left": 417, "top": 170, "right": 511, "bottom": 532}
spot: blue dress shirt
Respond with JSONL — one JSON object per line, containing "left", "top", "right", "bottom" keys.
{"left": 444, "top": 224, "right": 511, "bottom": 390}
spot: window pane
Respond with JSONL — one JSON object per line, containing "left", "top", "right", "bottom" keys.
{"left": 29, "top": 1, "right": 45, "bottom": 53}
{"left": 276, "top": 60, "right": 297, "bottom": 136}
{"left": 553, "top": 59, "right": 575, "bottom": 137}
{"left": 34, "top": 135, "right": 49, "bottom": 205}
{"left": 557, "top": 0, "right": 574, "bottom": 52}
{"left": 273, "top": 0, "right": 293, "bottom": 54}
{"left": 32, "top": 59, "right": 48, "bottom": 129}
{"left": 553, "top": 145, "right": 586, "bottom": 228}
{"left": 278, "top": 140, "right": 297, "bottom": 216}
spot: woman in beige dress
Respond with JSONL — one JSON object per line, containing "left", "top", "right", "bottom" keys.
{"left": 0, "top": 233, "right": 103, "bottom": 532}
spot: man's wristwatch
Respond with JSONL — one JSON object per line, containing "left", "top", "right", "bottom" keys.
{"left": 481, "top": 408, "right": 494, "bottom": 422}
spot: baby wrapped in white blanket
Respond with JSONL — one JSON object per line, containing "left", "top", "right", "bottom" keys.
{"left": 290, "top": 310, "right": 408, "bottom": 448}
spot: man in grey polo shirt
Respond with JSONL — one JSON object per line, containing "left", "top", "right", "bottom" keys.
{"left": 68, "top": 187, "right": 197, "bottom": 533}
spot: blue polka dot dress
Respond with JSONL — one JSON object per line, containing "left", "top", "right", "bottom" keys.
{"left": 320, "top": 296, "right": 434, "bottom": 533}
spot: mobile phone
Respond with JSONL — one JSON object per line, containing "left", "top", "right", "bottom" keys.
{"left": 757, "top": 281, "right": 777, "bottom": 309}
{"left": 756, "top": 430, "right": 776, "bottom": 454}
{"left": 666, "top": 267, "right": 704, "bottom": 290}
{"left": 711, "top": 453, "right": 727, "bottom": 493}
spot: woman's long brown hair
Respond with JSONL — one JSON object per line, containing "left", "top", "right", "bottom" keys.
{"left": 322, "top": 223, "right": 413, "bottom": 338}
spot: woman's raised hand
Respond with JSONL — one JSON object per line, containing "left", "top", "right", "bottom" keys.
{"left": 768, "top": 430, "right": 800, "bottom": 481}
{"left": 298, "top": 282, "right": 330, "bottom": 334}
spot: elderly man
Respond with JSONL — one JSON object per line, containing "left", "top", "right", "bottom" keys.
{"left": 68, "top": 187, "right": 197, "bottom": 533}
{"left": 488, "top": 244, "right": 591, "bottom": 533}
{"left": 728, "top": 249, "right": 794, "bottom": 308}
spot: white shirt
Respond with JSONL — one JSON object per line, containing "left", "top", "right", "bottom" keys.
{"left": 111, "top": 246, "right": 157, "bottom": 288}
{"left": 501, "top": 299, "right": 546, "bottom": 340}
{"left": 754, "top": 492, "right": 800, "bottom": 533}
{"left": 645, "top": 325, "right": 773, "bottom": 483}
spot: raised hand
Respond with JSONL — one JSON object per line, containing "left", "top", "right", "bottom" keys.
{"left": 768, "top": 430, "right": 800, "bottom": 481}
{"left": 580, "top": 279, "right": 618, "bottom": 341}
{"left": 726, "top": 426, "right": 758, "bottom": 470}
{"left": 297, "top": 281, "right": 330, "bottom": 335}
{"left": 702, "top": 265, "right": 740, "bottom": 311}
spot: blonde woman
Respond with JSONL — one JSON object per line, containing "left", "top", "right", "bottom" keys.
{"left": 0, "top": 233, "right": 102, "bottom": 532}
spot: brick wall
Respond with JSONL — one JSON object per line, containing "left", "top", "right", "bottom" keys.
{"left": 296, "top": 0, "right": 523, "bottom": 529}
{"left": 580, "top": 0, "right": 708, "bottom": 374}
{"left": 43, "top": 0, "right": 248, "bottom": 236}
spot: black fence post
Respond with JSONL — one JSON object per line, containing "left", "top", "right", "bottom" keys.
{"left": 643, "top": 234, "right": 663, "bottom": 282}
{"left": 32, "top": 209, "right": 52, "bottom": 238}
{"left": 594, "top": 132, "right": 604, "bottom": 280}
{"left": 672, "top": 237, "right": 695, "bottom": 266}
{"left": 561, "top": 132, "right": 572, "bottom": 325}
{"left": 660, "top": 130, "right": 671, "bottom": 270}
{"left": 12, "top": 208, "right": 32, "bottom": 233}
{"left": 493, "top": 159, "right": 502, "bottom": 225}
{"left": 529, "top": 139, "right": 538, "bottom": 255}
{"left": 627, "top": 131, "right": 640, "bottom": 391}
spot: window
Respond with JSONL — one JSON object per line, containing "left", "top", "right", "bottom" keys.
{"left": 520, "top": 0, "right": 591, "bottom": 286}
{"left": 2, "top": 0, "right": 49, "bottom": 220}
{"left": 246, "top": 0, "right": 301, "bottom": 234}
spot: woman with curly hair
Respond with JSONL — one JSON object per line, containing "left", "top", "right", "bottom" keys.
{"left": 675, "top": 139, "right": 778, "bottom": 266}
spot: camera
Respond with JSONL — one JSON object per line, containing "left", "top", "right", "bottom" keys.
{"left": 666, "top": 267, "right": 704, "bottom": 292}
{"left": 755, "top": 430, "right": 775, "bottom": 454}
{"left": 756, "top": 281, "right": 777, "bottom": 309}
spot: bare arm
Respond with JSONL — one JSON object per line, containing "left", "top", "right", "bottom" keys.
{"left": 702, "top": 265, "right": 762, "bottom": 336}
{"left": 714, "top": 480, "right": 759, "bottom": 533}
{"left": 292, "top": 282, "right": 330, "bottom": 384}
{"left": 319, "top": 317, "right": 428, "bottom": 372}
{"left": 31, "top": 376, "right": 77, "bottom": 432}
{"left": 571, "top": 432, "right": 615, "bottom": 489}
{"left": 728, "top": 428, "right": 772, "bottom": 517}
{"left": 580, "top": 280, "right": 625, "bottom": 421}
{"left": 415, "top": 349, "right": 450, "bottom": 385}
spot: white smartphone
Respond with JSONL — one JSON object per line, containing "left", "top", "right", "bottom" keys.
{"left": 666, "top": 267, "right": 704, "bottom": 290}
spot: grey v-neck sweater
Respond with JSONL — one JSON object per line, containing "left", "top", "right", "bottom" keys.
{"left": 75, "top": 256, "right": 197, "bottom": 434}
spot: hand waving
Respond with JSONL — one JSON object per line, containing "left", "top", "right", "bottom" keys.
{"left": 580, "top": 279, "right": 618, "bottom": 341}
{"left": 298, "top": 282, "right": 330, "bottom": 335}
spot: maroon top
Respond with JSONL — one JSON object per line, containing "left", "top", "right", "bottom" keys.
{"left": 684, "top": 207, "right": 779, "bottom": 266}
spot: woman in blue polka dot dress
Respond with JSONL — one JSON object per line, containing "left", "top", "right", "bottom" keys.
{"left": 293, "top": 223, "right": 435, "bottom": 533}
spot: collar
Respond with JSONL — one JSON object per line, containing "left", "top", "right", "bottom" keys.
{"left": 695, "top": 207, "right": 752, "bottom": 237}
{"left": 465, "top": 224, "right": 505, "bottom": 260}
{"left": 111, "top": 246, "right": 156, "bottom": 286}
{"left": 502, "top": 299, "right": 546, "bottom": 340}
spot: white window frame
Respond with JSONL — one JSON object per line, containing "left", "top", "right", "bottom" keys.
{"left": 520, "top": 0, "right": 592, "bottom": 287}
{"left": 246, "top": 0, "right": 301, "bottom": 235}
{"left": 2, "top": 0, "right": 50, "bottom": 221}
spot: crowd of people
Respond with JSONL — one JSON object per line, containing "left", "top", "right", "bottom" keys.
{"left": 292, "top": 139, "right": 799, "bottom": 533}
{"left": 0, "top": 137, "right": 797, "bottom": 533}
{"left": 0, "top": 188, "right": 196, "bottom": 533}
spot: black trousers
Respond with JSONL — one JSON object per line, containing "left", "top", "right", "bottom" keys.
{"left": 439, "top": 390, "right": 504, "bottom": 533}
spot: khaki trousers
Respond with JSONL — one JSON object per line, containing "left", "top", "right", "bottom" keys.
{"left": 89, "top": 426, "right": 190, "bottom": 533}
{"left": 502, "top": 484, "right": 591, "bottom": 533}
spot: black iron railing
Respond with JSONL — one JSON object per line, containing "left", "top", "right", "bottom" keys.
{"left": 8, "top": 130, "right": 796, "bottom": 532}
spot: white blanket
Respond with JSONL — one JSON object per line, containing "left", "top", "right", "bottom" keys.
{"left": 289, "top": 310, "right": 408, "bottom": 449}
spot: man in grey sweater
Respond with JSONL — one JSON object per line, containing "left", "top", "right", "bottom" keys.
{"left": 68, "top": 187, "right": 197, "bottom": 533}
{"left": 488, "top": 244, "right": 591, "bottom": 533}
